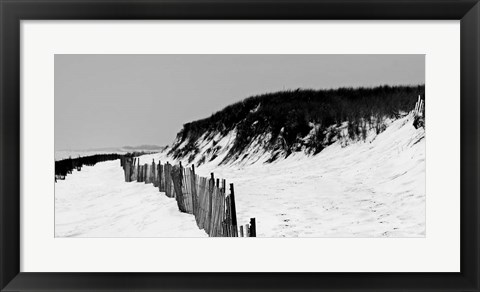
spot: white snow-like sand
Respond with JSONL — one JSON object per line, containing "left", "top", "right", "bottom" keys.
{"left": 55, "top": 161, "right": 207, "bottom": 237}
{"left": 55, "top": 114, "right": 425, "bottom": 238}
{"left": 197, "top": 115, "right": 425, "bottom": 237}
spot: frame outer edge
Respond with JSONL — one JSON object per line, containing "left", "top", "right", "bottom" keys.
{"left": 0, "top": 1, "right": 4, "bottom": 291}
{"left": 0, "top": 0, "right": 21, "bottom": 291}
{"left": 1, "top": 0, "right": 480, "bottom": 291}
{"left": 461, "top": 2, "right": 480, "bottom": 291}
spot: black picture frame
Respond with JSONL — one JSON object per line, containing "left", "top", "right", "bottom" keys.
{"left": 1, "top": 0, "right": 479, "bottom": 291}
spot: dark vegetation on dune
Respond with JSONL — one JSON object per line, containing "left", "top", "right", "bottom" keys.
{"left": 169, "top": 85, "right": 425, "bottom": 164}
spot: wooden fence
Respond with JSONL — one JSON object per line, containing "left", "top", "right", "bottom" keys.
{"left": 414, "top": 95, "right": 424, "bottom": 117}
{"left": 121, "top": 156, "right": 256, "bottom": 237}
{"left": 413, "top": 95, "right": 425, "bottom": 129}
{"left": 56, "top": 151, "right": 155, "bottom": 182}
{"left": 55, "top": 153, "right": 122, "bottom": 181}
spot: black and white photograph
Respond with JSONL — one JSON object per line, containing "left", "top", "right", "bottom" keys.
{"left": 54, "top": 54, "right": 425, "bottom": 238}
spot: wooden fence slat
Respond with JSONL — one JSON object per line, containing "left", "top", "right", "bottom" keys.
{"left": 229, "top": 183, "right": 238, "bottom": 237}
{"left": 159, "top": 163, "right": 164, "bottom": 192}
{"left": 124, "top": 158, "right": 131, "bottom": 182}
{"left": 136, "top": 164, "right": 140, "bottom": 182}
{"left": 249, "top": 218, "right": 256, "bottom": 237}
{"left": 171, "top": 165, "right": 187, "bottom": 213}
{"left": 131, "top": 158, "right": 136, "bottom": 182}
{"left": 152, "top": 160, "right": 157, "bottom": 187}
{"left": 225, "top": 196, "right": 231, "bottom": 237}
{"left": 145, "top": 163, "right": 150, "bottom": 184}
{"left": 190, "top": 166, "right": 197, "bottom": 217}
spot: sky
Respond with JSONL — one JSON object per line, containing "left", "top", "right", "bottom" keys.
{"left": 55, "top": 54, "right": 424, "bottom": 150}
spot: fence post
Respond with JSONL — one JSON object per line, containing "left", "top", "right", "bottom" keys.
{"left": 206, "top": 173, "right": 214, "bottom": 235}
{"left": 210, "top": 173, "right": 214, "bottom": 188}
{"left": 165, "top": 163, "right": 171, "bottom": 197}
{"left": 249, "top": 218, "right": 256, "bottom": 237}
{"left": 124, "top": 158, "right": 131, "bottom": 182}
{"left": 128, "top": 157, "right": 134, "bottom": 182}
{"left": 144, "top": 163, "right": 149, "bottom": 184}
{"left": 142, "top": 164, "right": 145, "bottom": 183}
{"left": 191, "top": 164, "right": 197, "bottom": 217}
{"left": 240, "top": 225, "right": 244, "bottom": 237}
{"left": 158, "top": 162, "right": 161, "bottom": 190}
{"left": 151, "top": 159, "right": 156, "bottom": 186}
{"left": 225, "top": 196, "right": 231, "bottom": 237}
{"left": 159, "top": 162, "right": 163, "bottom": 192}
{"left": 137, "top": 164, "right": 140, "bottom": 182}
{"left": 123, "top": 158, "right": 127, "bottom": 181}
{"left": 171, "top": 165, "right": 187, "bottom": 212}
{"left": 130, "top": 158, "right": 136, "bottom": 182}
{"left": 139, "top": 165, "right": 142, "bottom": 182}
{"left": 221, "top": 178, "right": 226, "bottom": 237}
{"left": 179, "top": 162, "right": 184, "bottom": 195}
{"left": 230, "top": 183, "right": 238, "bottom": 237}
